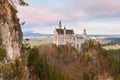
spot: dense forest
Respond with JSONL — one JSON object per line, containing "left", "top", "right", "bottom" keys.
{"left": 25, "top": 39, "right": 120, "bottom": 80}
{"left": 0, "top": 38, "right": 120, "bottom": 80}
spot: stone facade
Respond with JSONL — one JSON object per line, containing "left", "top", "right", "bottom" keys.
{"left": 54, "top": 21, "right": 87, "bottom": 52}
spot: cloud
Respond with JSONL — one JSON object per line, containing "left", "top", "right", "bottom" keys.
{"left": 18, "top": 0, "right": 120, "bottom": 22}
{"left": 18, "top": 0, "right": 120, "bottom": 34}
{"left": 18, "top": 6, "right": 87, "bottom": 25}
{"left": 75, "top": 0, "right": 120, "bottom": 18}
{"left": 22, "top": 20, "right": 120, "bottom": 34}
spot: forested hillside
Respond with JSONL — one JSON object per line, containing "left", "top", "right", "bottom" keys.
{"left": 27, "top": 40, "right": 120, "bottom": 80}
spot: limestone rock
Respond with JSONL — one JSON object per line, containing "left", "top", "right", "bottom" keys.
{"left": 0, "top": 0, "right": 22, "bottom": 61}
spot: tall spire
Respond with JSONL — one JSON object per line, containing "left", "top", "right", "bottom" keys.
{"left": 83, "top": 29, "right": 87, "bottom": 35}
{"left": 59, "top": 20, "right": 62, "bottom": 29}
{"left": 64, "top": 25, "right": 66, "bottom": 30}
{"left": 83, "top": 29, "right": 87, "bottom": 39}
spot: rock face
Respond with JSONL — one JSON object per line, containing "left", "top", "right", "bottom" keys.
{"left": 0, "top": 0, "right": 22, "bottom": 61}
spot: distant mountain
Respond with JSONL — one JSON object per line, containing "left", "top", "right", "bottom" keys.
{"left": 23, "top": 30, "right": 53, "bottom": 38}
{"left": 23, "top": 30, "right": 120, "bottom": 38}
{"left": 87, "top": 34, "right": 120, "bottom": 38}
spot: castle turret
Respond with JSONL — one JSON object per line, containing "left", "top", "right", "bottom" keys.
{"left": 64, "top": 26, "right": 66, "bottom": 44}
{"left": 59, "top": 20, "right": 62, "bottom": 29}
{"left": 64, "top": 26, "right": 66, "bottom": 34}
{"left": 83, "top": 29, "right": 87, "bottom": 40}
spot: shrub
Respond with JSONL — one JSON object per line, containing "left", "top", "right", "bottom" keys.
{"left": 0, "top": 34, "right": 6, "bottom": 61}
{"left": 0, "top": 48, "right": 6, "bottom": 61}
{"left": 27, "top": 47, "right": 40, "bottom": 67}
{"left": 82, "top": 72, "right": 90, "bottom": 80}
{"left": 0, "top": 60, "right": 23, "bottom": 80}
{"left": 88, "top": 39, "right": 94, "bottom": 49}
{"left": 22, "top": 43, "right": 31, "bottom": 50}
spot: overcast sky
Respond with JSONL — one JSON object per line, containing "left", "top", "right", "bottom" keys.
{"left": 18, "top": 0, "right": 120, "bottom": 34}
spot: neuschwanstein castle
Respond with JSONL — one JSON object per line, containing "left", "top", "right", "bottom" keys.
{"left": 54, "top": 21, "right": 87, "bottom": 52}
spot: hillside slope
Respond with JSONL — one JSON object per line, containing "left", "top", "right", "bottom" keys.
{"left": 36, "top": 45, "right": 105, "bottom": 79}
{"left": 27, "top": 40, "right": 120, "bottom": 80}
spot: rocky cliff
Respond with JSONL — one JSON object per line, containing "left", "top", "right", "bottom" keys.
{"left": 0, "top": 0, "right": 22, "bottom": 61}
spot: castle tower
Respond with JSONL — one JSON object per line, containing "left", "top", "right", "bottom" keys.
{"left": 64, "top": 26, "right": 66, "bottom": 33}
{"left": 59, "top": 20, "right": 62, "bottom": 29}
{"left": 83, "top": 29, "right": 87, "bottom": 40}
{"left": 64, "top": 26, "right": 66, "bottom": 44}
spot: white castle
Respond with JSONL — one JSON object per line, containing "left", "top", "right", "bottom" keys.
{"left": 54, "top": 21, "right": 87, "bottom": 52}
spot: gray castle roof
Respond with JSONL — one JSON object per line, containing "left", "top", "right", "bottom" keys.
{"left": 56, "top": 29, "right": 74, "bottom": 34}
